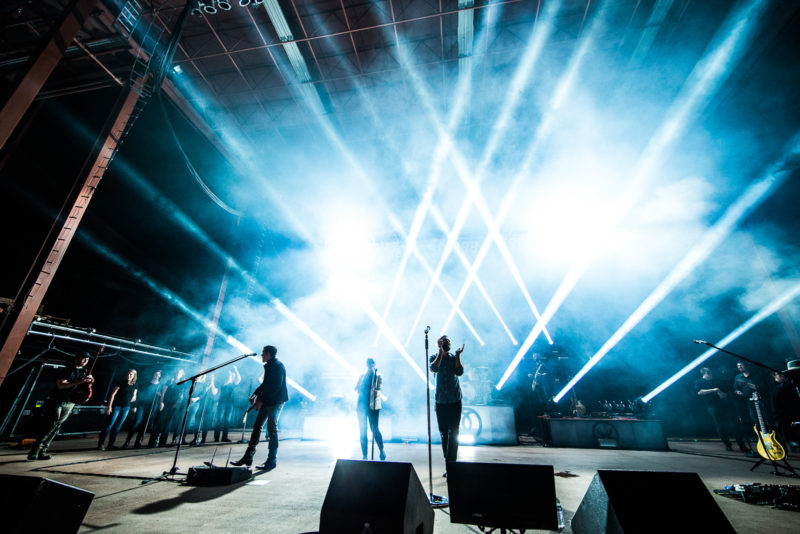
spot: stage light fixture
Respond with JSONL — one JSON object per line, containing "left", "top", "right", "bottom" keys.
{"left": 203, "top": 2, "right": 217, "bottom": 14}
{"left": 218, "top": 0, "right": 232, "bottom": 10}
{"left": 239, "top": 0, "right": 251, "bottom": 6}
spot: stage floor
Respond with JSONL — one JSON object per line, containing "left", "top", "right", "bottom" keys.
{"left": 1, "top": 436, "right": 798, "bottom": 533}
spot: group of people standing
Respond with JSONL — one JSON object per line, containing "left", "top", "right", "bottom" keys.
{"left": 26, "top": 335, "right": 469, "bottom": 473}
{"left": 695, "top": 360, "right": 800, "bottom": 454}
{"left": 27, "top": 349, "right": 272, "bottom": 462}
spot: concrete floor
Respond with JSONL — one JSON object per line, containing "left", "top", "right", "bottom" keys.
{"left": 1, "top": 435, "right": 799, "bottom": 533}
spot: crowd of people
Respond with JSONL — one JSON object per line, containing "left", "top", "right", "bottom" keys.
{"left": 27, "top": 351, "right": 257, "bottom": 461}
{"left": 26, "top": 336, "right": 471, "bottom": 472}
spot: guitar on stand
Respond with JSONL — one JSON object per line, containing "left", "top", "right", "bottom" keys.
{"left": 749, "top": 392, "right": 796, "bottom": 477}
{"left": 751, "top": 392, "right": 785, "bottom": 461}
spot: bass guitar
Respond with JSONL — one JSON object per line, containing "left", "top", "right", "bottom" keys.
{"left": 751, "top": 392, "right": 785, "bottom": 461}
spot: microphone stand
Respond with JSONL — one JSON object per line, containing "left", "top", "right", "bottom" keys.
{"left": 370, "top": 369, "right": 377, "bottom": 461}
{"left": 424, "top": 327, "right": 448, "bottom": 507}
{"left": 144, "top": 352, "right": 256, "bottom": 483}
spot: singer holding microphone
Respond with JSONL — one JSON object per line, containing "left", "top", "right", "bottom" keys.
{"left": 356, "top": 358, "right": 386, "bottom": 460}
{"left": 430, "top": 334, "right": 464, "bottom": 476}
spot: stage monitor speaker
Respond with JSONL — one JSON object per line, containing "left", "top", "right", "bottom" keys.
{"left": 571, "top": 470, "right": 735, "bottom": 534}
{"left": 319, "top": 459, "right": 433, "bottom": 534}
{"left": 446, "top": 462, "right": 559, "bottom": 531}
{"left": 0, "top": 474, "right": 94, "bottom": 534}
{"left": 186, "top": 465, "right": 252, "bottom": 486}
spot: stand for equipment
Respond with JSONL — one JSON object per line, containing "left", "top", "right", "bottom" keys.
{"left": 695, "top": 340, "right": 798, "bottom": 478}
{"left": 424, "top": 326, "right": 448, "bottom": 508}
{"left": 142, "top": 351, "right": 256, "bottom": 484}
{"left": 749, "top": 446, "right": 799, "bottom": 477}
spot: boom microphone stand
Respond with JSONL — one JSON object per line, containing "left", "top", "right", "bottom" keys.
{"left": 146, "top": 352, "right": 256, "bottom": 482}
{"left": 424, "top": 326, "right": 448, "bottom": 508}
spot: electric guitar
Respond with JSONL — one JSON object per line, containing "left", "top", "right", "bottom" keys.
{"left": 750, "top": 392, "right": 785, "bottom": 461}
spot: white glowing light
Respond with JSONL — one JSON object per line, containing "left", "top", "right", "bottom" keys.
{"left": 553, "top": 169, "right": 785, "bottom": 403}
{"left": 495, "top": 0, "right": 772, "bottom": 391}
{"left": 643, "top": 280, "right": 800, "bottom": 403}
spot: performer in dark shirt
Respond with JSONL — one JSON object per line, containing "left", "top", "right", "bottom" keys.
{"left": 98, "top": 369, "right": 138, "bottom": 450}
{"left": 27, "top": 352, "right": 94, "bottom": 460}
{"left": 771, "top": 364, "right": 800, "bottom": 452}
{"left": 695, "top": 367, "right": 750, "bottom": 454}
{"left": 123, "top": 369, "right": 162, "bottom": 448}
{"left": 194, "top": 374, "right": 219, "bottom": 445}
{"left": 356, "top": 358, "right": 386, "bottom": 460}
{"left": 232, "top": 345, "right": 288, "bottom": 470}
{"left": 154, "top": 368, "right": 186, "bottom": 447}
{"left": 430, "top": 334, "right": 464, "bottom": 474}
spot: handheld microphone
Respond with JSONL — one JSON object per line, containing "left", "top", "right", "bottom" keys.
{"left": 424, "top": 326, "right": 430, "bottom": 334}
{"left": 693, "top": 339, "right": 706, "bottom": 345}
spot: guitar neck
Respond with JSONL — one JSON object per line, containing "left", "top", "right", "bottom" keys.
{"left": 752, "top": 395, "right": 768, "bottom": 434}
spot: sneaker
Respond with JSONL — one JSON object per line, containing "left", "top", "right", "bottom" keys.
{"left": 379, "top": 450, "right": 386, "bottom": 461}
{"left": 27, "top": 451, "right": 40, "bottom": 461}
{"left": 97, "top": 444, "right": 106, "bottom": 451}
{"left": 38, "top": 452, "right": 51, "bottom": 460}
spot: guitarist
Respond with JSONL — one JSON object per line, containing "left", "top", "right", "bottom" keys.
{"left": 27, "top": 352, "right": 94, "bottom": 461}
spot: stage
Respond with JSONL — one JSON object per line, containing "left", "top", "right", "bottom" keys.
{"left": 0, "top": 435, "right": 798, "bottom": 533}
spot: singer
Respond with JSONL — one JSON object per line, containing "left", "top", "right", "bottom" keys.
{"left": 429, "top": 334, "right": 464, "bottom": 475}
{"left": 355, "top": 358, "right": 386, "bottom": 460}
{"left": 231, "top": 345, "right": 288, "bottom": 470}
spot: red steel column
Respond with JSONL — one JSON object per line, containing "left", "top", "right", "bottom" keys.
{"left": 0, "top": 0, "right": 98, "bottom": 152}
{"left": 0, "top": 84, "right": 142, "bottom": 386}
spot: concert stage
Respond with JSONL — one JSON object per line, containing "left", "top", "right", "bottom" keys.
{"left": 0, "top": 435, "right": 797, "bottom": 533}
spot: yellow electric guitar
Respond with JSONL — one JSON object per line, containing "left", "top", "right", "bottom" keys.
{"left": 751, "top": 392, "right": 785, "bottom": 461}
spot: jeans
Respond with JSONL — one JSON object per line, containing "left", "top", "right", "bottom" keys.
{"left": 244, "top": 403, "right": 283, "bottom": 461}
{"left": 358, "top": 404, "right": 384, "bottom": 458}
{"left": 126, "top": 399, "right": 158, "bottom": 444}
{"left": 98, "top": 406, "right": 131, "bottom": 447}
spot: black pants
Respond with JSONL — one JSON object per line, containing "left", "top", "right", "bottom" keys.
{"left": 357, "top": 405, "right": 384, "bottom": 458}
{"left": 435, "top": 401, "right": 462, "bottom": 463}
{"left": 215, "top": 401, "right": 235, "bottom": 440}
{"left": 706, "top": 405, "right": 748, "bottom": 451}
